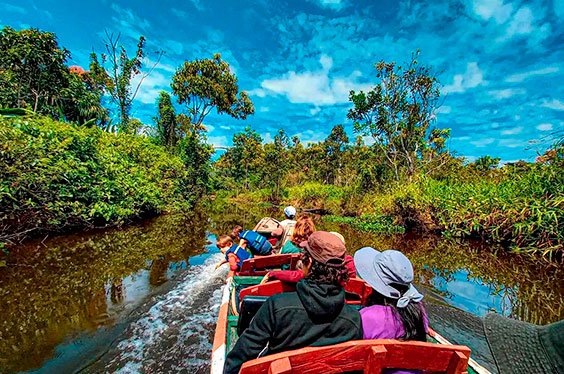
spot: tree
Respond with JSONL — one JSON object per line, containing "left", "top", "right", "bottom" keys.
{"left": 323, "top": 125, "right": 349, "bottom": 184}
{"left": 261, "top": 129, "right": 291, "bottom": 196}
{"left": 474, "top": 155, "right": 500, "bottom": 172}
{"left": 171, "top": 53, "right": 254, "bottom": 132}
{"left": 155, "top": 91, "right": 182, "bottom": 147}
{"left": 347, "top": 51, "right": 449, "bottom": 179}
{"left": 90, "top": 31, "right": 162, "bottom": 132}
{"left": 0, "top": 27, "right": 106, "bottom": 124}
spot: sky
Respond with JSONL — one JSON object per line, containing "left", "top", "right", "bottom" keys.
{"left": 1, "top": 0, "right": 563, "bottom": 162}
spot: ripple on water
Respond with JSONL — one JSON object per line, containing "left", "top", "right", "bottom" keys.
{"left": 89, "top": 253, "right": 226, "bottom": 374}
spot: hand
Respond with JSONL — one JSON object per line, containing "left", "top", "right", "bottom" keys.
{"left": 260, "top": 272, "right": 270, "bottom": 284}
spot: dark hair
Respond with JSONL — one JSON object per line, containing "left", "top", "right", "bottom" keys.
{"left": 230, "top": 225, "right": 244, "bottom": 241}
{"left": 366, "top": 284, "right": 426, "bottom": 341}
{"left": 302, "top": 252, "right": 349, "bottom": 287}
{"left": 217, "top": 235, "right": 233, "bottom": 248}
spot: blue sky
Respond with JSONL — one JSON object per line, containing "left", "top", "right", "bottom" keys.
{"left": 1, "top": 0, "right": 563, "bottom": 162}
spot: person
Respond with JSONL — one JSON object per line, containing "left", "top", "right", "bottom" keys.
{"left": 231, "top": 225, "right": 273, "bottom": 256}
{"left": 280, "top": 205, "right": 296, "bottom": 226}
{"left": 482, "top": 312, "right": 564, "bottom": 374}
{"left": 215, "top": 235, "right": 253, "bottom": 272}
{"left": 278, "top": 206, "right": 297, "bottom": 248}
{"left": 279, "top": 216, "right": 315, "bottom": 254}
{"left": 223, "top": 231, "right": 363, "bottom": 374}
{"left": 267, "top": 231, "right": 356, "bottom": 283}
{"left": 354, "top": 247, "right": 428, "bottom": 374}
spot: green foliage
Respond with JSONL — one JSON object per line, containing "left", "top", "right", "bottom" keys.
{"left": 347, "top": 51, "right": 449, "bottom": 179}
{"left": 473, "top": 155, "right": 501, "bottom": 172}
{"left": 171, "top": 53, "right": 254, "bottom": 131}
{"left": 155, "top": 91, "right": 183, "bottom": 147}
{"left": 0, "top": 115, "right": 202, "bottom": 243}
{"left": 0, "top": 27, "right": 107, "bottom": 125}
{"left": 323, "top": 214, "right": 405, "bottom": 234}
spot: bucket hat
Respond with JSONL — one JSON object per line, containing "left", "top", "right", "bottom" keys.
{"left": 284, "top": 206, "right": 296, "bottom": 218}
{"left": 484, "top": 312, "right": 564, "bottom": 374}
{"left": 300, "top": 231, "right": 345, "bottom": 267}
{"left": 354, "top": 247, "right": 423, "bottom": 307}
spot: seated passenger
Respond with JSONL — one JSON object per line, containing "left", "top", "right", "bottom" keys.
{"left": 231, "top": 225, "right": 273, "bottom": 256}
{"left": 280, "top": 215, "right": 315, "bottom": 254}
{"left": 280, "top": 205, "right": 297, "bottom": 227}
{"left": 223, "top": 232, "right": 362, "bottom": 374}
{"left": 354, "top": 247, "right": 428, "bottom": 374}
{"left": 215, "top": 235, "right": 253, "bottom": 272}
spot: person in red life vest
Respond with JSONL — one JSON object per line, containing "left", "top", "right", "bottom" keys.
{"left": 223, "top": 232, "right": 362, "bottom": 374}
{"left": 261, "top": 231, "right": 356, "bottom": 284}
{"left": 215, "top": 235, "right": 252, "bottom": 271}
{"left": 230, "top": 225, "right": 275, "bottom": 256}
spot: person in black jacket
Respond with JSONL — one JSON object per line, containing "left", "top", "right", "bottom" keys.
{"left": 223, "top": 231, "right": 363, "bottom": 374}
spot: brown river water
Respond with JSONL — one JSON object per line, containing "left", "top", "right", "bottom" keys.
{"left": 0, "top": 203, "right": 562, "bottom": 373}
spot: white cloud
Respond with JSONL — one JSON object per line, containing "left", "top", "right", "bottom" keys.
{"left": 540, "top": 99, "right": 564, "bottom": 111}
{"left": 310, "top": 107, "right": 321, "bottom": 115}
{"left": 487, "top": 88, "right": 525, "bottom": 100}
{"left": 207, "top": 135, "right": 229, "bottom": 147}
{"left": 496, "top": 6, "right": 551, "bottom": 44}
{"left": 498, "top": 138, "right": 526, "bottom": 148}
{"left": 470, "top": 137, "right": 495, "bottom": 147}
{"left": 443, "top": 62, "right": 486, "bottom": 94}
{"left": 505, "top": 66, "right": 560, "bottom": 82}
{"left": 259, "top": 107, "right": 270, "bottom": 112}
{"left": 307, "top": 0, "right": 347, "bottom": 10}
{"left": 110, "top": 4, "right": 150, "bottom": 41}
{"left": 501, "top": 126, "right": 523, "bottom": 135}
{"left": 258, "top": 54, "right": 372, "bottom": 106}
{"left": 437, "top": 106, "right": 452, "bottom": 114}
{"left": 171, "top": 7, "right": 187, "bottom": 18}
{"left": 0, "top": 2, "right": 25, "bottom": 14}
{"left": 471, "top": 0, "right": 513, "bottom": 24}
{"left": 536, "top": 123, "right": 553, "bottom": 131}
{"left": 131, "top": 70, "right": 170, "bottom": 104}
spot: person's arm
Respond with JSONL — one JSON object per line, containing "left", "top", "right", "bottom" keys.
{"left": 224, "top": 298, "right": 275, "bottom": 374}
{"left": 227, "top": 253, "right": 239, "bottom": 271}
{"left": 268, "top": 270, "right": 304, "bottom": 283}
{"left": 215, "top": 259, "right": 227, "bottom": 269}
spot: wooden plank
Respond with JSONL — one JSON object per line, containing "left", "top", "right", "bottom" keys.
{"left": 240, "top": 340, "right": 471, "bottom": 374}
{"left": 364, "top": 345, "right": 386, "bottom": 374}
{"left": 268, "top": 357, "right": 292, "bottom": 374}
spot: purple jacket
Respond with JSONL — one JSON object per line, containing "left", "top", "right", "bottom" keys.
{"left": 360, "top": 303, "right": 429, "bottom": 374}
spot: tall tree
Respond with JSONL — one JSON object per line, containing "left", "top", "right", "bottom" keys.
{"left": 0, "top": 27, "right": 106, "bottom": 124}
{"left": 90, "top": 31, "right": 162, "bottom": 132}
{"left": 229, "top": 127, "right": 263, "bottom": 190}
{"left": 171, "top": 53, "right": 254, "bottom": 133}
{"left": 323, "top": 125, "right": 349, "bottom": 184}
{"left": 261, "top": 129, "right": 291, "bottom": 196}
{"left": 347, "top": 51, "right": 449, "bottom": 179}
{"left": 155, "top": 91, "right": 182, "bottom": 147}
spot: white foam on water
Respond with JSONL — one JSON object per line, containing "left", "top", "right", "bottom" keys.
{"left": 103, "top": 253, "right": 227, "bottom": 373}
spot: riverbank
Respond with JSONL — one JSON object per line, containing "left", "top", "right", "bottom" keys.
{"left": 228, "top": 164, "right": 564, "bottom": 260}
{"left": 0, "top": 115, "right": 210, "bottom": 247}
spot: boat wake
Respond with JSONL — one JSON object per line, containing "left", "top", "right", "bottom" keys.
{"left": 84, "top": 253, "right": 227, "bottom": 374}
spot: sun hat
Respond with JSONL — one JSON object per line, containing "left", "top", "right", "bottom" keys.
{"left": 284, "top": 206, "right": 296, "bottom": 219}
{"left": 483, "top": 312, "right": 564, "bottom": 374}
{"left": 329, "top": 231, "right": 345, "bottom": 244}
{"left": 300, "top": 231, "right": 345, "bottom": 267}
{"left": 354, "top": 247, "right": 423, "bottom": 308}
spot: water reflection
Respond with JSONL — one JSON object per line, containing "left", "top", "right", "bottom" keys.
{"left": 0, "top": 210, "right": 210, "bottom": 373}
{"left": 0, "top": 202, "right": 562, "bottom": 373}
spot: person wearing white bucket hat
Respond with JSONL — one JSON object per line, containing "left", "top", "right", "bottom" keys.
{"left": 354, "top": 247, "right": 429, "bottom": 374}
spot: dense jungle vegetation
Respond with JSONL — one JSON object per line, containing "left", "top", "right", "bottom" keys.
{"left": 0, "top": 27, "right": 562, "bottom": 260}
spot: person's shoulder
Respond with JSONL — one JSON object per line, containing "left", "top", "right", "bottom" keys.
{"left": 267, "top": 292, "right": 301, "bottom": 309}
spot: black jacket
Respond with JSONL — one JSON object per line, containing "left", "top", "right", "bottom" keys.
{"left": 223, "top": 278, "right": 363, "bottom": 374}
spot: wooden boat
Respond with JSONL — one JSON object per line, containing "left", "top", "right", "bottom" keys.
{"left": 211, "top": 255, "right": 490, "bottom": 374}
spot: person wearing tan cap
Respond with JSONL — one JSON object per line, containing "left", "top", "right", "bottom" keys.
{"left": 223, "top": 231, "right": 363, "bottom": 374}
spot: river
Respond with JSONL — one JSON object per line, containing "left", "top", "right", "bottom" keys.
{"left": 1, "top": 204, "right": 563, "bottom": 373}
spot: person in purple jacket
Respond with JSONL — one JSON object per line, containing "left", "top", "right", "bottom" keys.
{"left": 354, "top": 247, "right": 429, "bottom": 374}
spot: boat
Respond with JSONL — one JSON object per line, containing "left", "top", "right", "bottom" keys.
{"left": 211, "top": 254, "right": 491, "bottom": 374}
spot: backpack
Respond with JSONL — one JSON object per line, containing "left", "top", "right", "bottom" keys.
{"left": 253, "top": 217, "right": 282, "bottom": 235}
{"left": 239, "top": 230, "right": 273, "bottom": 256}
